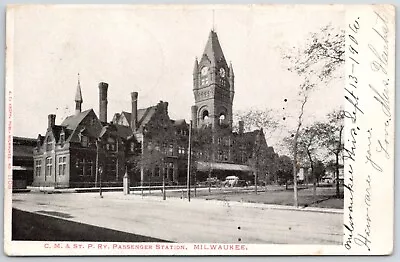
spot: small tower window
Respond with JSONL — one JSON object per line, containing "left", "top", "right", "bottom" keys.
{"left": 219, "top": 114, "right": 226, "bottom": 125}
{"left": 201, "top": 77, "right": 209, "bottom": 86}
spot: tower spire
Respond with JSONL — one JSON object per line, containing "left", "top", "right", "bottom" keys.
{"left": 75, "top": 73, "right": 83, "bottom": 115}
{"left": 212, "top": 9, "right": 215, "bottom": 31}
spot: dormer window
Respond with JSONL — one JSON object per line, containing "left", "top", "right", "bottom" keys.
{"left": 106, "top": 137, "right": 115, "bottom": 151}
{"left": 81, "top": 136, "right": 88, "bottom": 147}
{"left": 130, "top": 142, "right": 135, "bottom": 152}
{"left": 60, "top": 133, "right": 65, "bottom": 144}
{"left": 46, "top": 136, "right": 53, "bottom": 151}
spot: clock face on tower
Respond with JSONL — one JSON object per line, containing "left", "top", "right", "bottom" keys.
{"left": 219, "top": 67, "right": 226, "bottom": 78}
{"left": 201, "top": 66, "right": 208, "bottom": 76}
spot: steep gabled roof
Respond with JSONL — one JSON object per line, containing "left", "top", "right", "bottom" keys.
{"left": 60, "top": 109, "right": 102, "bottom": 142}
{"left": 50, "top": 125, "right": 64, "bottom": 143}
{"left": 201, "top": 30, "right": 226, "bottom": 66}
{"left": 61, "top": 109, "right": 93, "bottom": 131}
{"left": 117, "top": 106, "right": 158, "bottom": 131}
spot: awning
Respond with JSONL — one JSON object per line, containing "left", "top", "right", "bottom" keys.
{"left": 196, "top": 161, "right": 253, "bottom": 172}
{"left": 13, "top": 166, "right": 33, "bottom": 171}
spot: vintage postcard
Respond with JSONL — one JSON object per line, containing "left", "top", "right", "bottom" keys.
{"left": 4, "top": 4, "right": 395, "bottom": 256}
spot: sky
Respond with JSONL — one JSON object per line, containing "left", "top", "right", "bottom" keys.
{"left": 10, "top": 5, "right": 345, "bottom": 155}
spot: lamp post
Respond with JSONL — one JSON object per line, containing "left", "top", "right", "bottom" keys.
{"left": 99, "top": 165, "right": 103, "bottom": 198}
{"left": 187, "top": 120, "right": 192, "bottom": 202}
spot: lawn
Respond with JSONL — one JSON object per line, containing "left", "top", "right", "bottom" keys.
{"left": 200, "top": 187, "right": 343, "bottom": 209}
{"left": 137, "top": 185, "right": 344, "bottom": 209}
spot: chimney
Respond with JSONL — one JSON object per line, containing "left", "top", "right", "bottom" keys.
{"left": 98, "top": 82, "right": 109, "bottom": 123}
{"left": 191, "top": 105, "right": 198, "bottom": 129}
{"left": 48, "top": 114, "right": 56, "bottom": 129}
{"left": 131, "top": 92, "right": 138, "bottom": 132}
{"left": 238, "top": 120, "right": 244, "bottom": 135}
{"left": 163, "top": 101, "right": 169, "bottom": 114}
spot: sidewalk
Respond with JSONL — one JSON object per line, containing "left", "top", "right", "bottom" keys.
{"left": 24, "top": 186, "right": 343, "bottom": 214}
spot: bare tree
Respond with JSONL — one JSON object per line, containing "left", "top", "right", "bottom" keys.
{"left": 234, "top": 108, "right": 279, "bottom": 139}
{"left": 285, "top": 23, "right": 345, "bottom": 82}
{"left": 283, "top": 23, "right": 345, "bottom": 207}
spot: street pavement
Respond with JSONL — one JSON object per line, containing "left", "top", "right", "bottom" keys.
{"left": 12, "top": 192, "right": 343, "bottom": 244}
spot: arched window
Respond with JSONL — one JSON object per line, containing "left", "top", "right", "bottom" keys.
{"left": 219, "top": 114, "right": 226, "bottom": 125}
{"left": 202, "top": 110, "right": 209, "bottom": 120}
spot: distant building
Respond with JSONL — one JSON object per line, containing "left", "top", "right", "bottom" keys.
{"left": 32, "top": 30, "right": 277, "bottom": 188}
{"left": 13, "top": 136, "right": 36, "bottom": 189}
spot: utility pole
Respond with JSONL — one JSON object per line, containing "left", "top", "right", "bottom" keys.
{"left": 187, "top": 120, "right": 192, "bottom": 202}
{"left": 95, "top": 140, "right": 99, "bottom": 188}
{"left": 162, "top": 161, "right": 166, "bottom": 200}
{"left": 99, "top": 165, "right": 103, "bottom": 198}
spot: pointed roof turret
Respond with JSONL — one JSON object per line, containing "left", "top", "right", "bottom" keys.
{"left": 75, "top": 73, "right": 83, "bottom": 103}
{"left": 193, "top": 57, "right": 199, "bottom": 75}
{"left": 229, "top": 62, "right": 234, "bottom": 78}
{"left": 201, "top": 30, "right": 226, "bottom": 66}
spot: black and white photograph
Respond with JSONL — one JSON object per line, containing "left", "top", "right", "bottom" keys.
{"left": 4, "top": 4, "right": 395, "bottom": 256}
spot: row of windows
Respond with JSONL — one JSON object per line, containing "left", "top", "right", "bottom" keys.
{"left": 35, "top": 156, "right": 68, "bottom": 177}
{"left": 199, "top": 77, "right": 226, "bottom": 86}
{"left": 75, "top": 158, "right": 94, "bottom": 177}
{"left": 217, "top": 150, "right": 229, "bottom": 161}
{"left": 217, "top": 137, "right": 232, "bottom": 147}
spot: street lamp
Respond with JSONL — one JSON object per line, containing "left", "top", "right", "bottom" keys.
{"left": 99, "top": 165, "right": 103, "bottom": 198}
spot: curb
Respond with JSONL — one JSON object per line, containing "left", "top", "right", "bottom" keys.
{"left": 100, "top": 191, "right": 344, "bottom": 214}
{"left": 23, "top": 187, "right": 343, "bottom": 214}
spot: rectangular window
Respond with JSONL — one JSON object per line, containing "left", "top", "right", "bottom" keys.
{"left": 45, "top": 157, "right": 52, "bottom": 176}
{"left": 81, "top": 136, "right": 88, "bottom": 147}
{"left": 86, "top": 159, "right": 93, "bottom": 177}
{"left": 35, "top": 160, "right": 42, "bottom": 176}
{"left": 168, "top": 145, "right": 174, "bottom": 156}
{"left": 60, "top": 133, "right": 65, "bottom": 143}
{"left": 130, "top": 142, "right": 135, "bottom": 152}
{"left": 46, "top": 136, "right": 53, "bottom": 151}
{"left": 178, "top": 146, "right": 186, "bottom": 155}
{"left": 58, "top": 156, "right": 67, "bottom": 176}
{"left": 201, "top": 77, "right": 208, "bottom": 86}
{"left": 218, "top": 150, "right": 223, "bottom": 161}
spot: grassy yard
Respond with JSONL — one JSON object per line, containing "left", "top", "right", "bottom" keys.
{"left": 144, "top": 185, "right": 344, "bottom": 209}
{"left": 200, "top": 187, "right": 343, "bottom": 209}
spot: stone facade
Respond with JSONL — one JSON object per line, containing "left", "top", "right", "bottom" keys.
{"left": 32, "top": 30, "right": 277, "bottom": 188}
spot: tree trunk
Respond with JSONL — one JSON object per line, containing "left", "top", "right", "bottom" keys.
{"left": 254, "top": 170, "right": 258, "bottom": 194}
{"left": 292, "top": 141, "right": 299, "bottom": 207}
{"left": 335, "top": 152, "right": 340, "bottom": 197}
{"left": 306, "top": 149, "right": 316, "bottom": 200}
{"left": 162, "top": 168, "right": 166, "bottom": 200}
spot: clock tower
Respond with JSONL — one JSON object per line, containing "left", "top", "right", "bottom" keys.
{"left": 192, "top": 30, "right": 234, "bottom": 130}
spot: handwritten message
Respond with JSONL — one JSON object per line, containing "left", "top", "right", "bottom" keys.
{"left": 343, "top": 7, "right": 393, "bottom": 254}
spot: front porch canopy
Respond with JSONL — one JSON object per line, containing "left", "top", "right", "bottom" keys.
{"left": 195, "top": 161, "right": 253, "bottom": 172}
